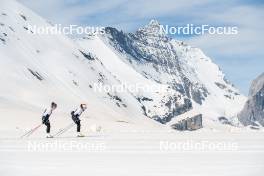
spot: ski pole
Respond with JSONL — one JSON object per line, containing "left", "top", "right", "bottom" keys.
{"left": 54, "top": 123, "right": 74, "bottom": 137}
{"left": 20, "top": 124, "right": 42, "bottom": 138}
{"left": 53, "top": 123, "right": 75, "bottom": 137}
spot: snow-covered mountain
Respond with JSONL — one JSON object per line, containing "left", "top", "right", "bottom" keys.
{"left": 0, "top": 0, "right": 246, "bottom": 132}
{"left": 239, "top": 73, "right": 264, "bottom": 127}
{"left": 77, "top": 20, "right": 246, "bottom": 126}
{"left": 0, "top": 0, "right": 163, "bottom": 132}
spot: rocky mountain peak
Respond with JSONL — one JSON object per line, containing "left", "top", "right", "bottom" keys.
{"left": 136, "top": 19, "right": 166, "bottom": 37}
{"left": 147, "top": 19, "right": 160, "bottom": 28}
{"left": 97, "top": 20, "right": 246, "bottom": 124}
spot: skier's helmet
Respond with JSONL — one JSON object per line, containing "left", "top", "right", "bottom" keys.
{"left": 51, "top": 102, "right": 57, "bottom": 109}
{"left": 81, "top": 103, "right": 87, "bottom": 110}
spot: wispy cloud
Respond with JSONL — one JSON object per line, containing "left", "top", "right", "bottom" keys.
{"left": 18, "top": 0, "right": 126, "bottom": 25}
{"left": 186, "top": 5, "right": 264, "bottom": 94}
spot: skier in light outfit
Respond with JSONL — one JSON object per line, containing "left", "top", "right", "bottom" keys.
{"left": 42, "top": 102, "right": 57, "bottom": 138}
{"left": 71, "top": 104, "right": 87, "bottom": 137}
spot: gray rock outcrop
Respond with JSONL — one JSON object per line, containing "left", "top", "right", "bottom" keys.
{"left": 239, "top": 73, "right": 264, "bottom": 126}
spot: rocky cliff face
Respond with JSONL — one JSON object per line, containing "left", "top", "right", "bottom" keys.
{"left": 103, "top": 21, "right": 209, "bottom": 106}
{"left": 92, "top": 20, "right": 246, "bottom": 123}
{"left": 239, "top": 73, "right": 264, "bottom": 126}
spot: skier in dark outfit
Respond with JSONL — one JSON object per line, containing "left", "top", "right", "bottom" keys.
{"left": 42, "top": 102, "right": 57, "bottom": 138}
{"left": 71, "top": 104, "right": 87, "bottom": 137}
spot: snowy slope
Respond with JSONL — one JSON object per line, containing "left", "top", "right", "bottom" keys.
{"left": 0, "top": 0, "right": 163, "bottom": 134}
{"left": 77, "top": 20, "right": 246, "bottom": 126}
{"left": 0, "top": 0, "right": 247, "bottom": 133}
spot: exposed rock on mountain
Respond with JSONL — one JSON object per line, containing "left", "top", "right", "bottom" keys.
{"left": 239, "top": 73, "right": 264, "bottom": 126}
{"left": 77, "top": 20, "right": 246, "bottom": 124}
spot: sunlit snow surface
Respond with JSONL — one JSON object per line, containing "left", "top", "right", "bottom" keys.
{"left": 1, "top": 130, "right": 264, "bottom": 176}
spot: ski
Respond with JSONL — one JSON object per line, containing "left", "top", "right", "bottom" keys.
{"left": 77, "top": 134, "right": 85, "bottom": 137}
{"left": 46, "top": 135, "right": 54, "bottom": 138}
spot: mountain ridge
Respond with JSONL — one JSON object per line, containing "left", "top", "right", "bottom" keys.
{"left": 77, "top": 20, "right": 246, "bottom": 125}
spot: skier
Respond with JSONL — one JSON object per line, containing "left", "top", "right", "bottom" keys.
{"left": 42, "top": 102, "right": 57, "bottom": 138}
{"left": 71, "top": 103, "right": 87, "bottom": 137}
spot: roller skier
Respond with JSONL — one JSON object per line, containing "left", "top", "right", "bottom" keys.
{"left": 71, "top": 103, "right": 87, "bottom": 137}
{"left": 42, "top": 102, "right": 57, "bottom": 138}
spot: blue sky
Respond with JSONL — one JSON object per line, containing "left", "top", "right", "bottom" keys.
{"left": 18, "top": 0, "right": 264, "bottom": 95}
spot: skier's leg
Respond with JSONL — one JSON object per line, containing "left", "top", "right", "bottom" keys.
{"left": 46, "top": 121, "right": 50, "bottom": 133}
{"left": 76, "top": 120, "right": 81, "bottom": 132}
{"left": 42, "top": 116, "right": 49, "bottom": 133}
{"left": 44, "top": 120, "right": 53, "bottom": 138}
{"left": 71, "top": 115, "right": 77, "bottom": 131}
{"left": 72, "top": 115, "right": 81, "bottom": 132}
{"left": 43, "top": 119, "right": 50, "bottom": 133}
{"left": 76, "top": 119, "right": 84, "bottom": 137}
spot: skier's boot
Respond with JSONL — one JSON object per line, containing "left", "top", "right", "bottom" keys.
{"left": 46, "top": 134, "right": 53, "bottom": 138}
{"left": 77, "top": 132, "right": 85, "bottom": 137}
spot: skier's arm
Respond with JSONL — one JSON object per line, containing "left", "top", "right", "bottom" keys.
{"left": 42, "top": 108, "right": 52, "bottom": 117}
{"left": 73, "top": 108, "right": 84, "bottom": 117}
